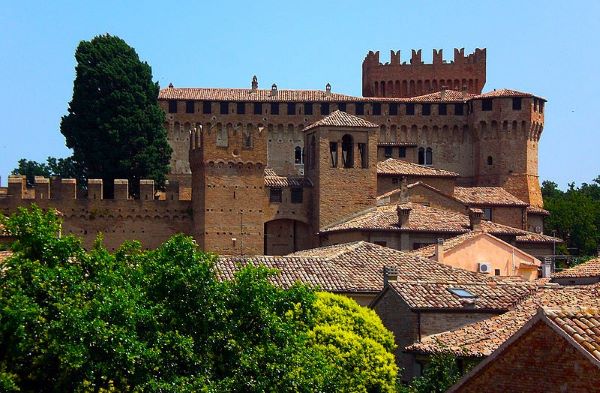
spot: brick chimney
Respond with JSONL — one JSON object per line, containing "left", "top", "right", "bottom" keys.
{"left": 325, "top": 83, "right": 332, "bottom": 96}
{"left": 435, "top": 238, "right": 444, "bottom": 263}
{"left": 383, "top": 266, "right": 399, "bottom": 287}
{"left": 400, "top": 176, "right": 408, "bottom": 202}
{"left": 469, "top": 208, "right": 483, "bottom": 231}
{"left": 251, "top": 75, "right": 258, "bottom": 91}
{"left": 397, "top": 205, "right": 411, "bottom": 227}
{"left": 271, "top": 83, "right": 277, "bottom": 97}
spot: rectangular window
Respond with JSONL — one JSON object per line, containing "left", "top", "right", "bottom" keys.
{"left": 372, "top": 103, "right": 381, "bottom": 115}
{"left": 482, "top": 99, "right": 493, "bottom": 111}
{"left": 355, "top": 103, "right": 364, "bottom": 115}
{"left": 271, "top": 102, "right": 279, "bottom": 115}
{"left": 269, "top": 188, "right": 282, "bottom": 203}
{"left": 220, "top": 101, "right": 229, "bottom": 115}
{"left": 539, "top": 101, "right": 544, "bottom": 113}
{"left": 454, "top": 103, "right": 464, "bottom": 116}
{"left": 330, "top": 142, "right": 338, "bottom": 167}
{"left": 203, "top": 101, "right": 212, "bottom": 114}
{"left": 359, "top": 143, "right": 368, "bottom": 168}
{"left": 482, "top": 207, "right": 493, "bottom": 221}
{"left": 237, "top": 102, "right": 246, "bottom": 114}
{"left": 168, "top": 100, "right": 177, "bottom": 113}
{"left": 533, "top": 98, "right": 538, "bottom": 112}
{"left": 337, "top": 102, "right": 347, "bottom": 112}
{"left": 304, "top": 103, "right": 313, "bottom": 115}
{"left": 406, "top": 103, "right": 415, "bottom": 115}
{"left": 291, "top": 187, "right": 303, "bottom": 204}
{"left": 494, "top": 269, "right": 501, "bottom": 276}
{"left": 399, "top": 146, "right": 406, "bottom": 158}
{"left": 389, "top": 103, "right": 398, "bottom": 115}
{"left": 512, "top": 98, "right": 522, "bottom": 110}
{"left": 438, "top": 103, "right": 447, "bottom": 115}
{"left": 374, "top": 241, "right": 387, "bottom": 247}
{"left": 384, "top": 146, "right": 393, "bottom": 158}
{"left": 421, "top": 104, "right": 431, "bottom": 116}
{"left": 287, "top": 102, "right": 296, "bottom": 115}
{"left": 321, "top": 103, "right": 330, "bottom": 115}
{"left": 185, "top": 100, "right": 194, "bottom": 114}
{"left": 254, "top": 103, "right": 262, "bottom": 115}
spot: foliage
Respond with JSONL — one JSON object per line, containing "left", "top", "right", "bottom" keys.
{"left": 11, "top": 157, "right": 82, "bottom": 187}
{"left": 399, "top": 351, "right": 472, "bottom": 393}
{"left": 542, "top": 177, "right": 600, "bottom": 256}
{"left": 60, "top": 34, "right": 171, "bottom": 196}
{"left": 0, "top": 206, "right": 398, "bottom": 392}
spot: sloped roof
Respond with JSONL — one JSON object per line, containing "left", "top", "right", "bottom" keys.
{"left": 217, "top": 241, "right": 533, "bottom": 306}
{"left": 515, "top": 232, "right": 563, "bottom": 244}
{"left": 159, "top": 87, "right": 362, "bottom": 102}
{"left": 264, "top": 168, "right": 311, "bottom": 188}
{"left": 526, "top": 206, "right": 550, "bottom": 216}
{"left": 474, "top": 88, "right": 544, "bottom": 100}
{"left": 544, "top": 306, "right": 600, "bottom": 361}
{"left": 407, "top": 285, "right": 600, "bottom": 357}
{"left": 407, "top": 89, "right": 474, "bottom": 102}
{"left": 302, "top": 110, "right": 379, "bottom": 132}
{"left": 453, "top": 187, "right": 528, "bottom": 206}
{"left": 553, "top": 258, "right": 600, "bottom": 278}
{"left": 377, "top": 159, "right": 458, "bottom": 177}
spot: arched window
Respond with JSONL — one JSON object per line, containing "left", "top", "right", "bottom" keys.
{"left": 341, "top": 134, "right": 354, "bottom": 168}
{"left": 418, "top": 147, "right": 425, "bottom": 165}
{"left": 243, "top": 128, "right": 252, "bottom": 148}
{"left": 487, "top": 156, "right": 493, "bottom": 165}
{"left": 295, "top": 146, "right": 303, "bottom": 164}
{"left": 425, "top": 148, "right": 433, "bottom": 166}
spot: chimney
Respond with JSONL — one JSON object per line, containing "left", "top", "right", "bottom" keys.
{"left": 325, "top": 83, "right": 332, "bottom": 96}
{"left": 400, "top": 176, "right": 408, "bottom": 202}
{"left": 251, "top": 75, "right": 258, "bottom": 91}
{"left": 469, "top": 208, "right": 483, "bottom": 231}
{"left": 271, "top": 83, "right": 277, "bottom": 97}
{"left": 383, "top": 266, "right": 398, "bottom": 287}
{"left": 435, "top": 238, "right": 444, "bottom": 263}
{"left": 542, "top": 256, "right": 553, "bottom": 278}
{"left": 168, "top": 82, "right": 174, "bottom": 88}
{"left": 397, "top": 205, "right": 411, "bottom": 227}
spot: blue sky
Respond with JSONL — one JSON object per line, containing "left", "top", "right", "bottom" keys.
{"left": 1, "top": 1, "right": 598, "bottom": 188}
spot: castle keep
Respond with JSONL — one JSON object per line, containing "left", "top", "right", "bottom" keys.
{"left": 0, "top": 48, "right": 553, "bottom": 258}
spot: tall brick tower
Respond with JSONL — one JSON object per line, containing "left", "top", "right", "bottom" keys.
{"left": 190, "top": 124, "right": 267, "bottom": 254}
{"left": 362, "top": 48, "right": 486, "bottom": 97}
{"left": 303, "top": 111, "right": 379, "bottom": 231}
{"left": 468, "top": 90, "right": 546, "bottom": 207}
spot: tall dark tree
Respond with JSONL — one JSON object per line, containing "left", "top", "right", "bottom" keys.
{"left": 60, "top": 34, "right": 171, "bottom": 197}
{"left": 12, "top": 157, "right": 82, "bottom": 187}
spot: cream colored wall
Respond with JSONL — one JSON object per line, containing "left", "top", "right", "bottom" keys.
{"left": 441, "top": 235, "right": 540, "bottom": 280}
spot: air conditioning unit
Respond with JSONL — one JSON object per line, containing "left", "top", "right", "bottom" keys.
{"left": 478, "top": 262, "right": 492, "bottom": 274}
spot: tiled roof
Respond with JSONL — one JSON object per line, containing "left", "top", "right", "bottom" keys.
{"left": 321, "top": 202, "right": 524, "bottom": 236}
{"left": 264, "top": 168, "right": 311, "bottom": 188}
{"left": 388, "top": 281, "right": 533, "bottom": 311}
{"left": 526, "top": 206, "right": 550, "bottom": 216}
{"left": 302, "top": 110, "right": 379, "bottom": 132}
{"left": 218, "top": 241, "right": 533, "bottom": 305}
{"left": 407, "top": 285, "right": 600, "bottom": 357}
{"left": 159, "top": 87, "right": 362, "bottom": 102}
{"left": 407, "top": 89, "right": 474, "bottom": 102}
{"left": 453, "top": 187, "right": 528, "bottom": 206}
{"left": 377, "top": 159, "right": 458, "bottom": 177}
{"left": 544, "top": 306, "right": 600, "bottom": 361}
{"left": 552, "top": 258, "right": 600, "bottom": 278}
{"left": 377, "top": 142, "right": 418, "bottom": 147}
{"left": 474, "top": 89, "right": 542, "bottom": 100}
{"left": 515, "top": 232, "right": 563, "bottom": 244}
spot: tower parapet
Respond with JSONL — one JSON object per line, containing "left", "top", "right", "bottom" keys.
{"left": 362, "top": 48, "right": 486, "bottom": 98}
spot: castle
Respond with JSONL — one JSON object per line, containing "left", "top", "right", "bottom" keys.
{"left": 0, "top": 48, "right": 555, "bottom": 257}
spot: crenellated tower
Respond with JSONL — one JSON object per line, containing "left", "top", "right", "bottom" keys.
{"left": 362, "top": 48, "right": 486, "bottom": 97}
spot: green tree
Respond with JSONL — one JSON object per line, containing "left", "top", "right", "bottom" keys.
{"left": 0, "top": 206, "right": 398, "bottom": 392}
{"left": 400, "top": 351, "right": 472, "bottom": 393}
{"left": 60, "top": 34, "right": 171, "bottom": 197}
{"left": 12, "top": 157, "right": 82, "bottom": 187}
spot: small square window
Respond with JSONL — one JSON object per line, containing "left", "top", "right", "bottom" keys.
{"left": 512, "top": 98, "right": 522, "bottom": 111}
{"left": 269, "top": 188, "right": 282, "bottom": 203}
{"left": 454, "top": 104, "right": 464, "bottom": 116}
{"left": 482, "top": 207, "right": 493, "bottom": 221}
{"left": 398, "top": 147, "right": 406, "bottom": 158}
{"left": 494, "top": 269, "right": 501, "bottom": 276}
{"left": 287, "top": 102, "right": 296, "bottom": 115}
{"left": 168, "top": 100, "right": 177, "bottom": 113}
{"left": 482, "top": 99, "right": 493, "bottom": 111}
{"left": 304, "top": 103, "right": 313, "bottom": 115}
{"left": 422, "top": 104, "right": 431, "bottom": 116}
{"left": 237, "top": 102, "right": 246, "bottom": 114}
{"left": 355, "top": 103, "right": 364, "bottom": 115}
{"left": 185, "top": 100, "right": 194, "bottom": 114}
{"left": 254, "top": 103, "right": 262, "bottom": 115}
{"left": 438, "top": 104, "right": 447, "bottom": 115}
{"left": 271, "top": 103, "right": 279, "bottom": 115}
{"left": 389, "top": 103, "right": 398, "bottom": 115}
{"left": 406, "top": 103, "right": 415, "bottom": 115}
{"left": 202, "top": 101, "right": 212, "bottom": 114}
{"left": 291, "top": 187, "right": 303, "bottom": 203}
{"left": 448, "top": 288, "right": 476, "bottom": 298}
{"left": 321, "top": 103, "right": 330, "bottom": 115}
{"left": 220, "top": 102, "right": 229, "bottom": 115}
{"left": 384, "top": 146, "right": 393, "bottom": 158}
{"left": 372, "top": 103, "right": 381, "bottom": 115}
{"left": 337, "top": 102, "right": 347, "bottom": 112}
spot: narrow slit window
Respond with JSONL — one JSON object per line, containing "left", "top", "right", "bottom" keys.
{"left": 330, "top": 142, "right": 338, "bottom": 167}
{"left": 341, "top": 134, "right": 354, "bottom": 168}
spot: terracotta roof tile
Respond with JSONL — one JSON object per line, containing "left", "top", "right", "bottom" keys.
{"left": 453, "top": 187, "right": 528, "bottom": 206}
{"left": 410, "top": 232, "right": 482, "bottom": 258}
{"left": 377, "top": 159, "right": 458, "bottom": 177}
{"left": 544, "top": 306, "right": 600, "bottom": 361}
{"left": 552, "top": 258, "right": 600, "bottom": 278}
{"left": 515, "top": 232, "right": 563, "bottom": 244}
{"left": 406, "top": 89, "right": 474, "bottom": 102}
{"left": 407, "top": 285, "right": 600, "bottom": 357}
{"left": 302, "top": 110, "right": 379, "bottom": 132}
{"left": 264, "top": 168, "right": 311, "bottom": 188}
{"left": 526, "top": 206, "right": 550, "bottom": 216}
{"left": 377, "top": 142, "right": 418, "bottom": 147}
{"left": 474, "top": 88, "right": 543, "bottom": 100}
{"left": 218, "top": 241, "right": 533, "bottom": 306}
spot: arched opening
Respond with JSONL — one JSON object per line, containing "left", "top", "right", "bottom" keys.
{"left": 418, "top": 147, "right": 425, "bottom": 165}
{"left": 487, "top": 156, "right": 493, "bottom": 165}
{"left": 425, "top": 148, "right": 433, "bottom": 166}
{"left": 294, "top": 146, "right": 303, "bottom": 164}
{"left": 341, "top": 134, "right": 354, "bottom": 168}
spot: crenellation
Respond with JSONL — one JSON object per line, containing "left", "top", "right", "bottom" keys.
{"left": 114, "top": 179, "right": 129, "bottom": 200}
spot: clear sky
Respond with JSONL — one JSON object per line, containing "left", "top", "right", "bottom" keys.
{"left": 1, "top": 0, "right": 598, "bottom": 188}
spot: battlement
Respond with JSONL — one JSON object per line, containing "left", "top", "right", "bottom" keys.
{"left": 3, "top": 176, "right": 186, "bottom": 202}
{"left": 362, "top": 48, "right": 487, "bottom": 98}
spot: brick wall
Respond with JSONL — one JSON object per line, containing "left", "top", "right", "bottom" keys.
{"left": 454, "top": 321, "right": 600, "bottom": 393}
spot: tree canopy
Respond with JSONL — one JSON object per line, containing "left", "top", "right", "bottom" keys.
{"left": 11, "top": 157, "right": 82, "bottom": 187}
{"left": 0, "top": 206, "right": 398, "bottom": 392}
{"left": 542, "top": 176, "right": 600, "bottom": 256}
{"left": 60, "top": 34, "right": 171, "bottom": 196}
